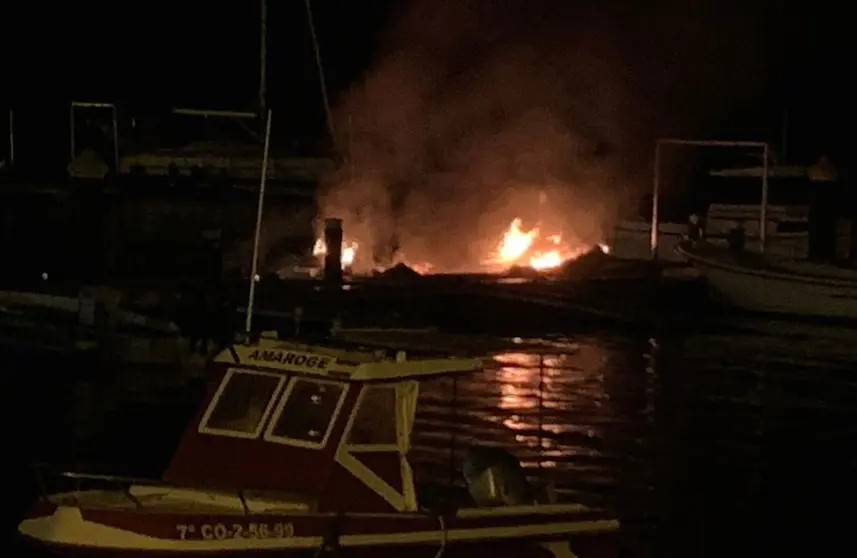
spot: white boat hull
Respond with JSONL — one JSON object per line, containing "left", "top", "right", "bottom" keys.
{"left": 678, "top": 244, "right": 857, "bottom": 319}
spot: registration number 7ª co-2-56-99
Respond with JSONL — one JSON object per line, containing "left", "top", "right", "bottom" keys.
{"left": 176, "top": 522, "right": 295, "bottom": 540}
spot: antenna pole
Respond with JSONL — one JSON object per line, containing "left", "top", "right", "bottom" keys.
{"left": 245, "top": 109, "right": 273, "bottom": 334}
{"left": 259, "top": 0, "right": 268, "bottom": 114}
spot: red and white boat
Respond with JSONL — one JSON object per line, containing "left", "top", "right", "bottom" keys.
{"left": 19, "top": 338, "right": 619, "bottom": 557}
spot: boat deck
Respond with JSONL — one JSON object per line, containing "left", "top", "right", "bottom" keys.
{"left": 45, "top": 485, "right": 591, "bottom": 519}
{"left": 50, "top": 486, "right": 312, "bottom": 515}
{"left": 117, "top": 143, "right": 335, "bottom": 182}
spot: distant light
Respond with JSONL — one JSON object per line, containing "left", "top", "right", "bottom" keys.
{"left": 41, "top": 272, "right": 48, "bottom": 281}
{"left": 253, "top": 274, "right": 261, "bottom": 282}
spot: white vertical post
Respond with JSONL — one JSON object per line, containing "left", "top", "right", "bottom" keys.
{"left": 245, "top": 109, "right": 273, "bottom": 334}
{"left": 650, "top": 141, "right": 661, "bottom": 260}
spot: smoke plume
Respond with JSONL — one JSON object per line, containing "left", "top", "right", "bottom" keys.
{"left": 318, "top": 0, "right": 770, "bottom": 272}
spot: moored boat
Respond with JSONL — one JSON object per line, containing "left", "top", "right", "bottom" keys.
{"left": 19, "top": 337, "right": 619, "bottom": 557}
{"left": 676, "top": 240, "right": 857, "bottom": 320}
{"left": 674, "top": 153, "right": 854, "bottom": 320}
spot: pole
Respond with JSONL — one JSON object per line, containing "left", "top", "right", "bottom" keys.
{"left": 111, "top": 105, "right": 120, "bottom": 169}
{"left": 761, "top": 143, "right": 769, "bottom": 253}
{"left": 245, "top": 109, "right": 273, "bottom": 334}
{"left": 650, "top": 142, "right": 661, "bottom": 260}
{"left": 259, "top": 0, "right": 267, "bottom": 114}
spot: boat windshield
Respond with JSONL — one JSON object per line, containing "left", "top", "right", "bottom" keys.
{"left": 199, "top": 369, "right": 284, "bottom": 438}
{"left": 264, "top": 378, "right": 347, "bottom": 448}
{"left": 199, "top": 370, "right": 349, "bottom": 448}
{"left": 347, "top": 386, "right": 398, "bottom": 446}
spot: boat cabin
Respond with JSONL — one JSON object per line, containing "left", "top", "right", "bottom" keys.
{"left": 702, "top": 160, "right": 846, "bottom": 261}
{"left": 612, "top": 157, "right": 847, "bottom": 262}
{"left": 163, "top": 339, "right": 483, "bottom": 514}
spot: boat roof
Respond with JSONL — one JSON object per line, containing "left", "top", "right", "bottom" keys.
{"left": 709, "top": 165, "right": 808, "bottom": 178}
{"left": 709, "top": 158, "right": 838, "bottom": 182}
{"left": 212, "top": 337, "right": 484, "bottom": 382}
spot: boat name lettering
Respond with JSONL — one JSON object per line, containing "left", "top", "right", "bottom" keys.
{"left": 246, "top": 350, "right": 330, "bottom": 369}
{"left": 175, "top": 522, "right": 295, "bottom": 540}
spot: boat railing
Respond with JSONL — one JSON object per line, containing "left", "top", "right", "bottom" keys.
{"left": 31, "top": 464, "right": 256, "bottom": 514}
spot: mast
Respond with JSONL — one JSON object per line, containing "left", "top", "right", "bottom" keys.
{"left": 305, "top": 0, "right": 335, "bottom": 141}
{"left": 245, "top": 109, "right": 273, "bottom": 334}
{"left": 259, "top": 0, "right": 268, "bottom": 114}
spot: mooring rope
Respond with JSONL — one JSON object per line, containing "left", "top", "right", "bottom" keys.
{"left": 433, "top": 514, "right": 448, "bottom": 558}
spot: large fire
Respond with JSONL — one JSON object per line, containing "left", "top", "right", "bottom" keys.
{"left": 485, "top": 218, "right": 592, "bottom": 271}
{"left": 312, "top": 238, "right": 358, "bottom": 268}
{"left": 312, "top": 217, "right": 607, "bottom": 274}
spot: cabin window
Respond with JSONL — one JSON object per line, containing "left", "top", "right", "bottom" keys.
{"left": 347, "top": 386, "right": 398, "bottom": 446}
{"left": 199, "top": 369, "right": 285, "bottom": 439}
{"left": 264, "top": 379, "right": 347, "bottom": 448}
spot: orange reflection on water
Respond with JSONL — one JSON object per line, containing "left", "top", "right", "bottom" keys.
{"left": 491, "top": 344, "right": 609, "bottom": 465}
{"left": 494, "top": 352, "right": 564, "bottom": 412}
{"left": 492, "top": 352, "right": 565, "bottom": 456}
{"left": 495, "top": 353, "right": 540, "bottom": 412}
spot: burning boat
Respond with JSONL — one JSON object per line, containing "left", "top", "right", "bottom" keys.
{"left": 20, "top": 338, "right": 618, "bottom": 557}
{"left": 309, "top": 214, "right": 606, "bottom": 278}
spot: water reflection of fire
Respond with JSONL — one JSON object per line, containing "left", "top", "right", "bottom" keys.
{"left": 312, "top": 238, "right": 358, "bottom": 269}
{"left": 492, "top": 347, "right": 610, "bottom": 468}
{"left": 486, "top": 218, "right": 607, "bottom": 272}
{"left": 492, "top": 352, "right": 563, "bottom": 465}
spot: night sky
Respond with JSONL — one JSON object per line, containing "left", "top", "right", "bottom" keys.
{"left": 1, "top": 0, "right": 851, "bottom": 166}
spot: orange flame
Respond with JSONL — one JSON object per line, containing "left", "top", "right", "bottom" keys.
{"left": 487, "top": 218, "right": 595, "bottom": 271}
{"left": 313, "top": 238, "right": 358, "bottom": 268}
{"left": 496, "top": 218, "right": 538, "bottom": 262}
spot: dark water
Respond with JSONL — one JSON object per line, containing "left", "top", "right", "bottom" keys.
{"left": 4, "top": 324, "right": 857, "bottom": 556}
